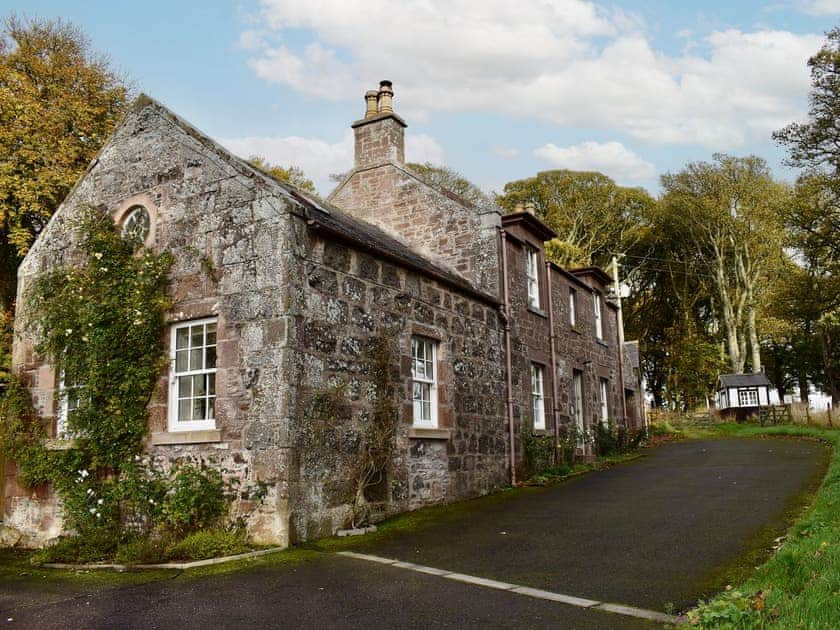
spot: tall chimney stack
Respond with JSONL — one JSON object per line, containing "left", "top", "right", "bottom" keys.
{"left": 351, "top": 80, "right": 406, "bottom": 168}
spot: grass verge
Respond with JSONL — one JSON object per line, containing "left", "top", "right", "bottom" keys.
{"left": 682, "top": 423, "right": 839, "bottom": 629}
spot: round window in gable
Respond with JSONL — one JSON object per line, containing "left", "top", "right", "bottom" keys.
{"left": 121, "top": 205, "right": 151, "bottom": 246}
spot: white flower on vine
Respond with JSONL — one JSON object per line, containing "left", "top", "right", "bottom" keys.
{"left": 95, "top": 512, "right": 101, "bottom": 518}
{"left": 93, "top": 252, "right": 103, "bottom": 260}
{"left": 78, "top": 469, "right": 89, "bottom": 478}
{"left": 97, "top": 498, "right": 103, "bottom": 505}
{"left": 65, "top": 329, "right": 73, "bottom": 335}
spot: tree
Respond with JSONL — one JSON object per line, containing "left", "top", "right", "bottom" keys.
{"left": 774, "top": 27, "right": 840, "bottom": 176}
{"left": 405, "top": 162, "right": 492, "bottom": 207}
{"left": 773, "top": 28, "right": 840, "bottom": 404}
{"left": 658, "top": 155, "right": 788, "bottom": 375}
{"left": 496, "top": 170, "right": 653, "bottom": 268}
{"left": 0, "top": 15, "right": 129, "bottom": 309}
{"left": 771, "top": 175, "right": 840, "bottom": 402}
{"left": 247, "top": 156, "right": 316, "bottom": 193}
{"left": 622, "top": 207, "right": 721, "bottom": 409}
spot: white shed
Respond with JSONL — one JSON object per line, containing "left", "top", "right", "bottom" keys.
{"left": 716, "top": 373, "right": 772, "bottom": 415}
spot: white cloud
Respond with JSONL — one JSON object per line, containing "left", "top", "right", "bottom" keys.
{"left": 405, "top": 134, "right": 445, "bottom": 165}
{"left": 244, "top": 1, "right": 822, "bottom": 149}
{"left": 220, "top": 130, "right": 444, "bottom": 193}
{"left": 534, "top": 141, "right": 656, "bottom": 183}
{"left": 799, "top": 0, "right": 840, "bottom": 15}
{"left": 237, "top": 29, "right": 266, "bottom": 51}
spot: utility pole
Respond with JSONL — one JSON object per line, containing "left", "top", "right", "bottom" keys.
{"left": 608, "top": 254, "right": 647, "bottom": 428}
{"left": 608, "top": 255, "right": 625, "bottom": 349}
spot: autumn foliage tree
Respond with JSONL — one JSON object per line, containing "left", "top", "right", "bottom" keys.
{"left": 247, "top": 156, "right": 316, "bottom": 193}
{"left": 0, "top": 15, "right": 129, "bottom": 309}
{"left": 657, "top": 155, "right": 788, "bottom": 375}
{"left": 496, "top": 170, "right": 653, "bottom": 268}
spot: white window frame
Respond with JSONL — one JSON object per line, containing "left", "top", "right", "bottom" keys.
{"left": 168, "top": 317, "right": 218, "bottom": 432}
{"left": 569, "top": 288, "right": 577, "bottom": 327}
{"left": 572, "top": 370, "right": 584, "bottom": 434}
{"left": 56, "top": 371, "right": 83, "bottom": 439}
{"left": 526, "top": 247, "right": 540, "bottom": 309}
{"left": 594, "top": 292, "right": 603, "bottom": 340}
{"left": 599, "top": 378, "right": 609, "bottom": 426}
{"left": 531, "top": 363, "right": 546, "bottom": 430}
{"left": 738, "top": 389, "right": 758, "bottom": 407}
{"left": 411, "top": 336, "right": 438, "bottom": 427}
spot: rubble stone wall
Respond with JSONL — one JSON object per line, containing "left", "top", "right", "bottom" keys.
{"left": 7, "top": 102, "right": 297, "bottom": 546}
{"left": 287, "top": 231, "right": 508, "bottom": 541}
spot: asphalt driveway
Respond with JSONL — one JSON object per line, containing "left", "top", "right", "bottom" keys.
{"left": 337, "top": 437, "right": 830, "bottom": 612}
{"left": 1, "top": 437, "right": 830, "bottom": 628}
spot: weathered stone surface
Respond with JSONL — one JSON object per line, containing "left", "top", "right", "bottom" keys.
{"left": 6, "top": 93, "right": 637, "bottom": 553}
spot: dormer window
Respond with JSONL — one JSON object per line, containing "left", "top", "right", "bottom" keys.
{"left": 526, "top": 247, "right": 540, "bottom": 308}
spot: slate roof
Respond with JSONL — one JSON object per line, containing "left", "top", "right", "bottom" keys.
{"left": 718, "top": 373, "right": 772, "bottom": 388}
{"left": 293, "top": 188, "right": 499, "bottom": 305}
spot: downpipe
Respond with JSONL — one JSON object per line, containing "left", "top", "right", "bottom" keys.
{"left": 500, "top": 229, "right": 517, "bottom": 486}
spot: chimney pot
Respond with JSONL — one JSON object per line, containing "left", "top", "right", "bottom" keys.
{"left": 524, "top": 202, "right": 536, "bottom": 215}
{"left": 378, "top": 80, "right": 394, "bottom": 113}
{"left": 514, "top": 202, "right": 524, "bottom": 213}
{"left": 364, "top": 90, "right": 378, "bottom": 119}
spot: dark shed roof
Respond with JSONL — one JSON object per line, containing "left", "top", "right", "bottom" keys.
{"left": 718, "top": 373, "right": 772, "bottom": 388}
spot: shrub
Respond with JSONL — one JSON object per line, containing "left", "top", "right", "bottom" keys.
{"left": 114, "top": 536, "right": 168, "bottom": 565}
{"left": 687, "top": 589, "right": 759, "bottom": 628}
{"left": 521, "top": 430, "right": 555, "bottom": 478}
{"left": 594, "top": 422, "right": 646, "bottom": 456}
{"left": 160, "top": 464, "right": 228, "bottom": 535}
{"left": 648, "top": 420, "right": 677, "bottom": 436}
{"left": 31, "top": 532, "right": 117, "bottom": 565}
{"left": 164, "top": 528, "right": 249, "bottom": 561}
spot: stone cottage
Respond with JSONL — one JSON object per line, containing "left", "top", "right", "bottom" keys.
{"left": 2, "top": 81, "right": 643, "bottom": 547}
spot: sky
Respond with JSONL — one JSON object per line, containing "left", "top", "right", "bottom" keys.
{"left": 8, "top": 1, "right": 840, "bottom": 195}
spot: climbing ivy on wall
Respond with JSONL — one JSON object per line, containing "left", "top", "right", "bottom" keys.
{"left": 1, "top": 206, "right": 174, "bottom": 539}
{"left": 297, "top": 334, "right": 400, "bottom": 528}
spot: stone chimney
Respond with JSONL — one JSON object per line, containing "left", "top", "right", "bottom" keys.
{"left": 351, "top": 80, "right": 406, "bottom": 168}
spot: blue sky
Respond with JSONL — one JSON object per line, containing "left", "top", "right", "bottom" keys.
{"left": 9, "top": 1, "right": 840, "bottom": 195}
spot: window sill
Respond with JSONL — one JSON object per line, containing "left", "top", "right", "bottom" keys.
{"left": 532, "top": 428, "right": 550, "bottom": 437}
{"left": 408, "top": 427, "right": 452, "bottom": 440}
{"left": 597, "top": 339, "right": 609, "bottom": 348}
{"left": 44, "top": 438, "right": 75, "bottom": 451}
{"left": 527, "top": 306, "right": 547, "bottom": 318}
{"left": 150, "top": 430, "right": 222, "bottom": 445}
{"left": 570, "top": 327, "right": 581, "bottom": 335}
